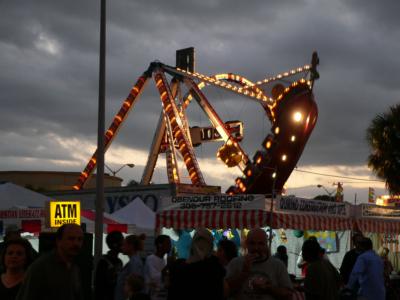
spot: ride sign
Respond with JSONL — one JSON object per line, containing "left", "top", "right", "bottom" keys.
{"left": 49, "top": 201, "right": 81, "bottom": 227}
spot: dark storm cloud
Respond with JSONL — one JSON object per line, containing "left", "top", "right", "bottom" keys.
{"left": 0, "top": 0, "right": 399, "bottom": 179}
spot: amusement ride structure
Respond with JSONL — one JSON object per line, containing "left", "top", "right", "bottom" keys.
{"left": 73, "top": 48, "right": 319, "bottom": 196}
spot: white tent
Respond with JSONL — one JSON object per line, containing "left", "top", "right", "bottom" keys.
{"left": 0, "top": 182, "right": 51, "bottom": 209}
{"left": 111, "top": 197, "right": 155, "bottom": 230}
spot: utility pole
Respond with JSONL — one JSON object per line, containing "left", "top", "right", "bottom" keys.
{"left": 95, "top": 0, "right": 106, "bottom": 264}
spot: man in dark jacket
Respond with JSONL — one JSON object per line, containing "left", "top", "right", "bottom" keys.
{"left": 339, "top": 233, "right": 363, "bottom": 284}
{"left": 95, "top": 231, "right": 124, "bottom": 300}
{"left": 17, "top": 224, "right": 84, "bottom": 300}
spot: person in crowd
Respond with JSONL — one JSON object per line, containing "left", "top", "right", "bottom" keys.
{"left": 273, "top": 245, "right": 288, "bottom": 269}
{"left": 115, "top": 234, "right": 146, "bottom": 300}
{"left": 302, "top": 238, "right": 340, "bottom": 300}
{"left": 167, "top": 228, "right": 226, "bottom": 300}
{"left": 339, "top": 233, "right": 364, "bottom": 285}
{"left": 0, "top": 226, "right": 23, "bottom": 273}
{"left": 0, "top": 238, "right": 35, "bottom": 300}
{"left": 216, "top": 239, "right": 238, "bottom": 267}
{"left": 378, "top": 246, "right": 396, "bottom": 300}
{"left": 378, "top": 246, "right": 394, "bottom": 283}
{"left": 172, "top": 230, "right": 192, "bottom": 260}
{"left": 125, "top": 274, "right": 150, "bottom": 300}
{"left": 144, "top": 235, "right": 171, "bottom": 300}
{"left": 296, "top": 236, "right": 329, "bottom": 277}
{"left": 347, "top": 237, "right": 385, "bottom": 300}
{"left": 226, "top": 228, "right": 293, "bottom": 300}
{"left": 94, "top": 230, "right": 124, "bottom": 300}
{"left": 297, "top": 236, "right": 328, "bottom": 277}
{"left": 16, "top": 224, "right": 84, "bottom": 300}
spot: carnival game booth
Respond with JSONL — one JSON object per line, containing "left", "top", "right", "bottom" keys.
{"left": 157, "top": 195, "right": 354, "bottom": 275}
{"left": 353, "top": 204, "right": 400, "bottom": 272}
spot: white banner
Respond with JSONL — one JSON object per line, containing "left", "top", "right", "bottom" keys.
{"left": 276, "top": 196, "right": 350, "bottom": 217}
{"left": 160, "top": 194, "right": 267, "bottom": 211}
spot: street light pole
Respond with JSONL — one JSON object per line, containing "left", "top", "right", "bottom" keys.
{"left": 94, "top": 0, "right": 106, "bottom": 265}
{"left": 105, "top": 163, "right": 135, "bottom": 176}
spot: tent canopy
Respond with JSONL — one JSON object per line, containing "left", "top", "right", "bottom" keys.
{"left": 111, "top": 197, "right": 155, "bottom": 230}
{"left": 0, "top": 182, "right": 51, "bottom": 209}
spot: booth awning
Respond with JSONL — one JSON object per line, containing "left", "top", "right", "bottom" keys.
{"left": 273, "top": 213, "right": 353, "bottom": 231}
{"left": 356, "top": 218, "right": 400, "bottom": 234}
{"left": 156, "top": 209, "right": 353, "bottom": 231}
{"left": 156, "top": 210, "right": 268, "bottom": 229}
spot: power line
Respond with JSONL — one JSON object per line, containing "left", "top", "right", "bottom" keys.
{"left": 294, "top": 168, "right": 385, "bottom": 183}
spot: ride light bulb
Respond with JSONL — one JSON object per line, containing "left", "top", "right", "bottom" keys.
{"left": 293, "top": 112, "right": 302, "bottom": 122}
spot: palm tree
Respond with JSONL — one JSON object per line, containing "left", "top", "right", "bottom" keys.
{"left": 366, "top": 104, "right": 400, "bottom": 195}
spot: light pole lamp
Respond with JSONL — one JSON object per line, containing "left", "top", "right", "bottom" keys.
{"left": 105, "top": 163, "right": 135, "bottom": 176}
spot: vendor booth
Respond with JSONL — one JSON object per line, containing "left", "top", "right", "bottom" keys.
{"left": 354, "top": 204, "right": 400, "bottom": 273}
{"left": 156, "top": 194, "right": 353, "bottom": 231}
{"left": 157, "top": 195, "right": 355, "bottom": 276}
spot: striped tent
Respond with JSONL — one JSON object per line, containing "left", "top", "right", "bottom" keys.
{"left": 355, "top": 218, "right": 400, "bottom": 234}
{"left": 156, "top": 209, "right": 353, "bottom": 231}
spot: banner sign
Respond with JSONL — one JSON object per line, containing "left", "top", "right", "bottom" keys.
{"left": 361, "top": 204, "right": 400, "bottom": 219}
{"left": 0, "top": 209, "right": 45, "bottom": 219}
{"left": 277, "top": 196, "right": 350, "bottom": 217}
{"left": 160, "top": 194, "right": 266, "bottom": 211}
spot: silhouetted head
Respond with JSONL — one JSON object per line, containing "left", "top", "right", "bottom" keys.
{"left": 302, "top": 239, "right": 321, "bottom": 262}
{"left": 106, "top": 230, "right": 124, "bottom": 252}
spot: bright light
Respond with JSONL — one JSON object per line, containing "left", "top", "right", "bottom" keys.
{"left": 274, "top": 127, "right": 280, "bottom": 134}
{"left": 266, "top": 141, "right": 272, "bottom": 148}
{"left": 272, "top": 172, "right": 276, "bottom": 178}
{"left": 291, "top": 135, "right": 296, "bottom": 142}
{"left": 282, "top": 154, "right": 287, "bottom": 161}
{"left": 293, "top": 112, "right": 302, "bottom": 122}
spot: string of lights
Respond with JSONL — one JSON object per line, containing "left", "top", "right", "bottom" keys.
{"left": 294, "top": 168, "right": 385, "bottom": 183}
{"left": 254, "top": 65, "right": 311, "bottom": 86}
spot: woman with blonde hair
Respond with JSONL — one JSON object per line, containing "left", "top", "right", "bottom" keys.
{"left": 167, "top": 228, "right": 226, "bottom": 300}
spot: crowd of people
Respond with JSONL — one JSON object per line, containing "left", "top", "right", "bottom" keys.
{"left": 0, "top": 224, "right": 399, "bottom": 300}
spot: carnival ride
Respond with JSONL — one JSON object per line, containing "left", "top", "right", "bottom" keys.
{"left": 73, "top": 49, "right": 319, "bottom": 195}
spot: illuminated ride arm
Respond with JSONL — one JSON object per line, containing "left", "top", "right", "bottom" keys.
{"left": 73, "top": 72, "right": 150, "bottom": 190}
{"left": 154, "top": 69, "right": 205, "bottom": 186}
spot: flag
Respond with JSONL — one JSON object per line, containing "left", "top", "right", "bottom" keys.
{"left": 368, "top": 187, "right": 375, "bottom": 203}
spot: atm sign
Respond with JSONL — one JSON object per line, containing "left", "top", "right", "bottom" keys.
{"left": 49, "top": 201, "right": 81, "bottom": 227}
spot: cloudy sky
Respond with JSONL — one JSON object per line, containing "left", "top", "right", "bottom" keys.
{"left": 1, "top": 0, "right": 399, "bottom": 202}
